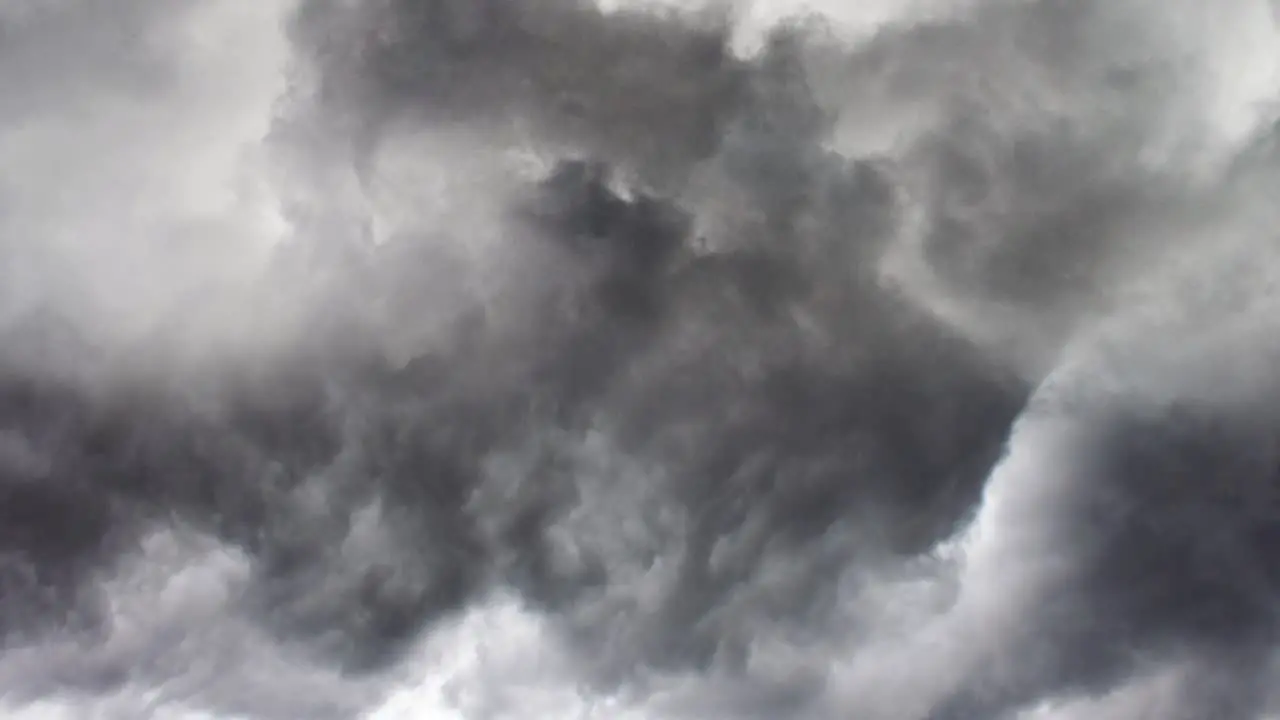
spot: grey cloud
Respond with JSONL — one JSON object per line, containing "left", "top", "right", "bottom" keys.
{"left": 3, "top": 1, "right": 1280, "bottom": 719}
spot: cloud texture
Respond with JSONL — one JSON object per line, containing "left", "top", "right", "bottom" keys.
{"left": 3, "top": 1, "right": 1280, "bottom": 718}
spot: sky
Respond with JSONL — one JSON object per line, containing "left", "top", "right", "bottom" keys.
{"left": 3, "top": 1, "right": 1280, "bottom": 718}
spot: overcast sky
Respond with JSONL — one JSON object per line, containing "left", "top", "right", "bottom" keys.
{"left": 3, "top": 2, "right": 1280, "bottom": 719}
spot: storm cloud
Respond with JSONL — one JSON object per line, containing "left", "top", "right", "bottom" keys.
{"left": 2, "top": 1, "right": 1280, "bottom": 718}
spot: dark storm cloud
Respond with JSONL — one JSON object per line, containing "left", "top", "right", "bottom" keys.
{"left": 279, "top": 4, "right": 1034, "bottom": 687}
{"left": 0, "top": 148, "right": 1020, "bottom": 683}
{"left": 4, "top": 0, "right": 1280, "bottom": 719}
{"left": 913, "top": 362, "right": 1280, "bottom": 719}
{"left": 284, "top": 0, "right": 1268, "bottom": 374}
{"left": 285, "top": 0, "right": 748, "bottom": 190}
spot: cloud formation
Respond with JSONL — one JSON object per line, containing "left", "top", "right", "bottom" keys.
{"left": 3, "top": 1, "right": 1280, "bottom": 719}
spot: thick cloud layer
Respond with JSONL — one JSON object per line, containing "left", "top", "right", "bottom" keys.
{"left": 3, "top": 1, "right": 1280, "bottom": 719}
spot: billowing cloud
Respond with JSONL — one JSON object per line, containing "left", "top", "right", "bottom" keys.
{"left": 2, "top": 1, "right": 1280, "bottom": 719}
